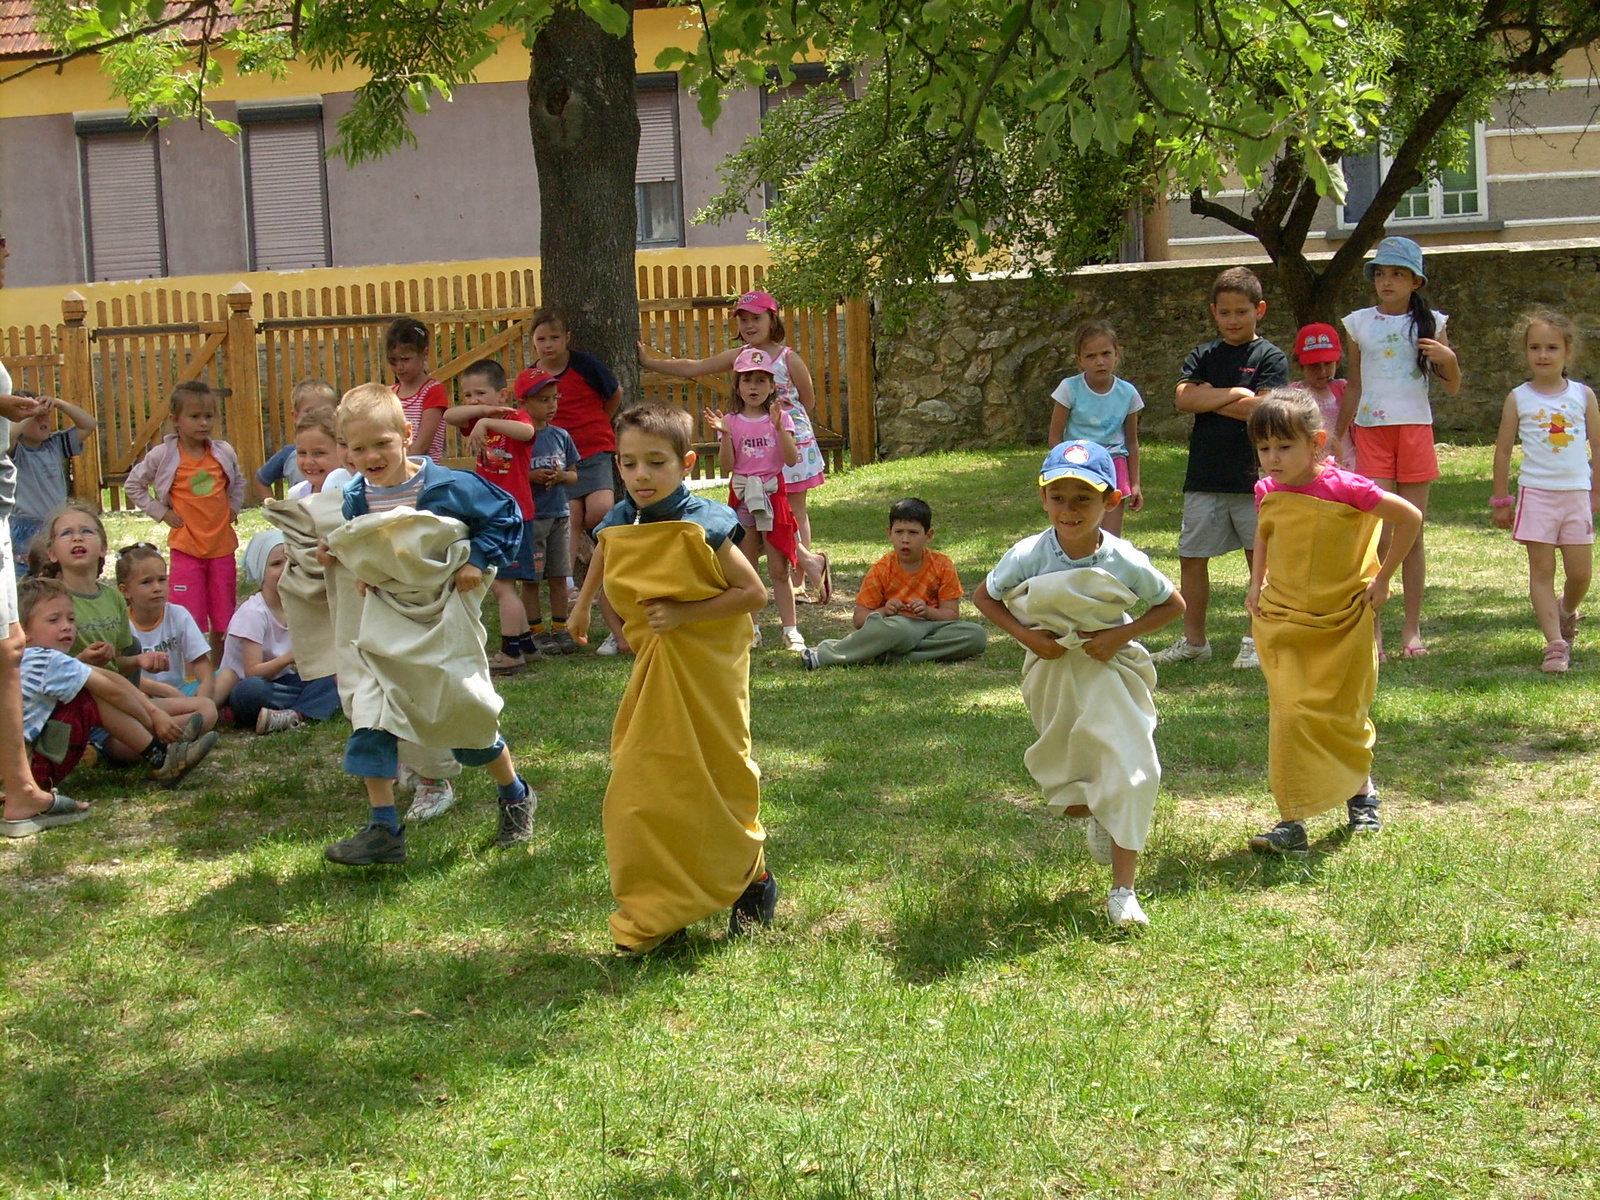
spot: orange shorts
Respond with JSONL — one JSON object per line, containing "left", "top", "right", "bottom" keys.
{"left": 1350, "top": 423, "right": 1439, "bottom": 484}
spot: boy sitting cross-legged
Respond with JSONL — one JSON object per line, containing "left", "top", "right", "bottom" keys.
{"left": 802, "top": 497, "right": 987, "bottom": 669}
{"left": 319, "top": 384, "right": 537, "bottom": 865}
{"left": 19, "top": 577, "right": 216, "bottom": 796}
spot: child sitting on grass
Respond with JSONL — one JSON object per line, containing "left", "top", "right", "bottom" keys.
{"left": 214, "top": 531, "right": 340, "bottom": 735}
{"left": 20, "top": 577, "right": 216, "bottom": 788}
{"left": 571, "top": 402, "right": 774, "bottom": 952}
{"left": 973, "top": 441, "right": 1185, "bottom": 928}
{"left": 117, "top": 544, "right": 219, "bottom": 727}
{"left": 1245, "top": 390, "right": 1421, "bottom": 853}
{"left": 802, "top": 497, "right": 987, "bottom": 669}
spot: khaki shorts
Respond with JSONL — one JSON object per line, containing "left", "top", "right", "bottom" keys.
{"left": 1178, "top": 491, "right": 1257, "bottom": 558}
{"left": 529, "top": 516, "right": 571, "bottom": 581}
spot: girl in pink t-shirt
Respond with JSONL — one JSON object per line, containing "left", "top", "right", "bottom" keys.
{"left": 1244, "top": 389, "right": 1422, "bottom": 856}
{"left": 703, "top": 347, "right": 831, "bottom": 653}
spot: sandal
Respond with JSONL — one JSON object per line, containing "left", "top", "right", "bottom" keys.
{"left": 1541, "top": 640, "right": 1571, "bottom": 674}
{"left": 1, "top": 792, "right": 90, "bottom": 839}
{"left": 812, "top": 552, "right": 832, "bottom": 605}
{"left": 1399, "top": 644, "right": 1429, "bottom": 659}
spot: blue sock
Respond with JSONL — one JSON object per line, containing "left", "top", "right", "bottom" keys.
{"left": 496, "top": 776, "right": 528, "bottom": 804}
{"left": 371, "top": 805, "right": 401, "bottom": 831}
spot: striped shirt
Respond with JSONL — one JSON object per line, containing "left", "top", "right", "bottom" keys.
{"left": 362, "top": 463, "right": 428, "bottom": 514}
{"left": 21, "top": 646, "right": 92, "bottom": 743}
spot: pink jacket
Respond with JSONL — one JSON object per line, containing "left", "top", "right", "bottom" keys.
{"left": 125, "top": 434, "right": 246, "bottom": 524}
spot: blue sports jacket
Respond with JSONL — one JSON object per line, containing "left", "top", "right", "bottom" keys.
{"left": 341, "top": 459, "right": 522, "bottom": 571}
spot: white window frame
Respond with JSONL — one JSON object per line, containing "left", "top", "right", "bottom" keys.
{"left": 1341, "top": 122, "right": 1489, "bottom": 228}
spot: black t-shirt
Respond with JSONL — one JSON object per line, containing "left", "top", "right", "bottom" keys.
{"left": 1178, "top": 337, "right": 1289, "bottom": 493}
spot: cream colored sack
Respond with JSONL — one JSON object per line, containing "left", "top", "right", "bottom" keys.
{"left": 1003, "top": 567, "right": 1161, "bottom": 853}
{"left": 325, "top": 507, "right": 503, "bottom": 753}
{"left": 263, "top": 495, "right": 338, "bottom": 681}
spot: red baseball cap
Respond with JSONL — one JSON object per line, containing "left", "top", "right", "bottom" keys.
{"left": 1294, "top": 323, "right": 1342, "bottom": 364}
{"left": 734, "top": 289, "right": 778, "bottom": 315}
{"left": 514, "top": 367, "right": 558, "bottom": 399}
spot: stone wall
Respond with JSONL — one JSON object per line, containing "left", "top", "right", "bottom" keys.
{"left": 873, "top": 238, "right": 1600, "bottom": 458}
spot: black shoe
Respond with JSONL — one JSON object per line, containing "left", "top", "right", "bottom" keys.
{"left": 729, "top": 872, "right": 779, "bottom": 937}
{"left": 800, "top": 648, "right": 819, "bottom": 671}
{"left": 1249, "top": 820, "right": 1309, "bottom": 856}
{"left": 494, "top": 778, "right": 538, "bottom": 847}
{"left": 324, "top": 822, "right": 407, "bottom": 865}
{"left": 1347, "top": 793, "right": 1381, "bottom": 834}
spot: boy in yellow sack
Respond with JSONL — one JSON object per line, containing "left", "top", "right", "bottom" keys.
{"left": 569, "top": 402, "right": 772, "bottom": 952}
{"left": 1245, "top": 390, "right": 1422, "bottom": 854}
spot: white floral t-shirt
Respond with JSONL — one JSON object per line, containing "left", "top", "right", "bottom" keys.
{"left": 1342, "top": 306, "right": 1448, "bottom": 427}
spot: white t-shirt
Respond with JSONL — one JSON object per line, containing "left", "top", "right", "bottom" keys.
{"left": 220, "top": 592, "right": 294, "bottom": 679}
{"left": 287, "top": 479, "right": 314, "bottom": 500}
{"left": 1050, "top": 374, "right": 1144, "bottom": 456}
{"left": 129, "top": 603, "right": 211, "bottom": 690}
{"left": 1342, "top": 306, "right": 1449, "bottom": 427}
{"left": 1514, "top": 379, "right": 1594, "bottom": 491}
{"left": 322, "top": 467, "right": 357, "bottom": 494}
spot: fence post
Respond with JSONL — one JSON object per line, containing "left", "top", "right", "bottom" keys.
{"left": 845, "top": 298, "right": 876, "bottom": 467}
{"left": 60, "top": 291, "right": 103, "bottom": 507}
{"left": 224, "top": 283, "right": 266, "bottom": 487}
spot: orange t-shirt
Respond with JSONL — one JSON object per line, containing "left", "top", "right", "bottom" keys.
{"left": 168, "top": 447, "right": 237, "bottom": 559}
{"left": 856, "top": 549, "right": 965, "bottom": 611}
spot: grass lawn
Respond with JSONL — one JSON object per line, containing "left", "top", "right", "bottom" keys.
{"left": 3, "top": 444, "right": 1598, "bottom": 1200}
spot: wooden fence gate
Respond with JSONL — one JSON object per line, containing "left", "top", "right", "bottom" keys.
{"left": 0, "top": 266, "right": 876, "bottom": 511}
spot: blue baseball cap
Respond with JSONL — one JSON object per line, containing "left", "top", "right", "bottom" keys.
{"left": 1364, "top": 235, "right": 1426, "bottom": 285}
{"left": 1040, "top": 439, "right": 1118, "bottom": 492}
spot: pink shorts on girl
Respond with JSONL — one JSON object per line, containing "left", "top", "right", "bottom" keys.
{"left": 1351, "top": 424, "right": 1440, "bottom": 484}
{"left": 170, "top": 549, "right": 238, "bottom": 634}
{"left": 1514, "top": 487, "right": 1595, "bottom": 546}
{"left": 1113, "top": 456, "right": 1131, "bottom": 494}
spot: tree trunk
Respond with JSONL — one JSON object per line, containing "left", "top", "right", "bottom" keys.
{"left": 529, "top": 4, "right": 640, "bottom": 400}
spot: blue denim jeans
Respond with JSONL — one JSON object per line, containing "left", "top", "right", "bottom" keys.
{"left": 343, "top": 729, "right": 505, "bottom": 779}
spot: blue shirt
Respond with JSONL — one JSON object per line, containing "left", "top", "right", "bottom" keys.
{"left": 986, "top": 528, "right": 1174, "bottom": 607}
{"left": 1050, "top": 374, "right": 1144, "bottom": 456}
{"left": 256, "top": 443, "right": 306, "bottom": 489}
{"left": 529, "top": 424, "right": 581, "bottom": 519}
{"left": 342, "top": 458, "right": 523, "bottom": 571}
{"left": 20, "top": 646, "right": 92, "bottom": 743}
{"left": 597, "top": 484, "right": 744, "bottom": 551}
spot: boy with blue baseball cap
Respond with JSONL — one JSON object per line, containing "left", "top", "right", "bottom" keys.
{"left": 974, "top": 441, "right": 1185, "bottom": 927}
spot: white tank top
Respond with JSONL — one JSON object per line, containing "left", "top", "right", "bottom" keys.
{"left": 1514, "top": 378, "right": 1592, "bottom": 491}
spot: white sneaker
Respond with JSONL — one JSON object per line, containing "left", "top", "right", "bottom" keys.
{"left": 1085, "top": 817, "right": 1114, "bottom": 865}
{"left": 406, "top": 778, "right": 456, "bottom": 823}
{"left": 1151, "top": 638, "right": 1212, "bottom": 666}
{"left": 255, "top": 707, "right": 303, "bottom": 735}
{"left": 1107, "top": 887, "right": 1149, "bottom": 927}
{"left": 781, "top": 627, "right": 807, "bottom": 653}
{"left": 1232, "top": 636, "right": 1259, "bottom": 670}
{"left": 751, "top": 623, "right": 764, "bottom": 649}
{"left": 596, "top": 633, "right": 620, "bottom": 656}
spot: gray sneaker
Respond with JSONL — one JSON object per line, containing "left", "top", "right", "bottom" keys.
{"left": 151, "top": 729, "right": 218, "bottom": 785}
{"left": 495, "top": 779, "right": 538, "bottom": 847}
{"left": 1232, "top": 637, "right": 1260, "bottom": 670}
{"left": 1151, "top": 638, "right": 1212, "bottom": 667}
{"left": 552, "top": 628, "right": 582, "bottom": 655}
{"left": 531, "top": 631, "right": 564, "bottom": 658}
{"left": 1249, "top": 820, "right": 1309, "bottom": 856}
{"left": 325, "top": 822, "right": 407, "bottom": 865}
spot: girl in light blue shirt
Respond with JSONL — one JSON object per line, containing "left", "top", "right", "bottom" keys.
{"left": 1048, "top": 320, "right": 1145, "bottom": 535}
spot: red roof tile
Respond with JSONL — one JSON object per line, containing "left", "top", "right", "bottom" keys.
{"left": 1, "top": 1, "right": 243, "bottom": 61}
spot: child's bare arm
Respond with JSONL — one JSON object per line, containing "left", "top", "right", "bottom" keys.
{"left": 409, "top": 407, "right": 445, "bottom": 457}
{"left": 1245, "top": 525, "right": 1269, "bottom": 617}
{"left": 1585, "top": 386, "right": 1600, "bottom": 512}
{"left": 240, "top": 639, "right": 295, "bottom": 679}
{"left": 83, "top": 666, "right": 185, "bottom": 743}
{"left": 1367, "top": 493, "right": 1423, "bottom": 609}
{"left": 639, "top": 344, "right": 739, "bottom": 377}
{"left": 1048, "top": 403, "right": 1068, "bottom": 447}
{"left": 139, "top": 677, "right": 183, "bottom": 699}
{"left": 1335, "top": 355, "right": 1362, "bottom": 442}
{"left": 779, "top": 422, "right": 800, "bottom": 467}
{"left": 639, "top": 540, "right": 767, "bottom": 634}
{"left": 1176, "top": 382, "right": 1254, "bottom": 414}
{"left": 568, "top": 542, "right": 606, "bottom": 644}
{"left": 1490, "top": 393, "right": 1519, "bottom": 529}
{"left": 911, "top": 598, "right": 962, "bottom": 622}
{"left": 1123, "top": 412, "right": 1142, "bottom": 510}
{"left": 973, "top": 581, "right": 1067, "bottom": 660}
{"left": 40, "top": 396, "right": 97, "bottom": 436}
{"left": 786, "top": 352, "right": 816, "bottom": 415}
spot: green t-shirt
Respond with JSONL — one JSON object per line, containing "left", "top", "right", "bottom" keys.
{"left": 68, "top": 583, "right": 135, "bottom": 657}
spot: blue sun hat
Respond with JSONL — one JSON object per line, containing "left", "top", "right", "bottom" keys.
{"left": 1040, "top": 439, "right": 1117, "bottom": 492}
{"left": 1364, "top": 235, "right": 1426, "bottom": 285}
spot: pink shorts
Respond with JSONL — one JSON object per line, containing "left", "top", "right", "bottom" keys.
{"left": 1514, "top": 486, "right": 1595, "bottom": 546}
{"left": 170, "top": 548, "right": 237, "bottom": 634}
{"left": 1350, "top": 424, "right": 1440, "bottom": 484}
{"left": 1113, "top": 455, "right": 1131, "bottom": 494}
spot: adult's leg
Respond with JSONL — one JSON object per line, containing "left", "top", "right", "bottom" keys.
{"left": 1179, "top": 557, "right": 1211, "bottom": 646}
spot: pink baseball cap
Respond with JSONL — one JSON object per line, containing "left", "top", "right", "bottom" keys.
{"left": 732, "top": 346, "right": 775, "bottom": 374}
{"left": 514, "top": 367, "right": 558, "bottom": 399}
{"left": 734, "top": 289, "right": 778, "bottom": 315}
{"left": 1294, "top": 323, "right": 1342, "bottom": 364}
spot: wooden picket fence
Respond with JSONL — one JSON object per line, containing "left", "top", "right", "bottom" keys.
{"left": 0, "top": 265, "right": 876, "bottom": 511}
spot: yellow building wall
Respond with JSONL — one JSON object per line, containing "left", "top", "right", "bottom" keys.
{"left": 0, "top": 8, "right": 705, "bottom": 119}
{"left": 0, "top": 245, "right": 773, "bottom": 331}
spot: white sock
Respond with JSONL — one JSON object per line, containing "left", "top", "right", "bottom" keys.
{"left": 782, "top": 624, "right": 799, "bottom": 636}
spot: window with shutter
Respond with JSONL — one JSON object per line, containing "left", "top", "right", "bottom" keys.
{"left": 244, "top": 118, "right": 331, "bottom": 270}
{"left": 635, "top": 85, "right": 683, "bottom": 247}
{"left": 81, "top": 131, "right": 166, "bottom": 282}
{"left": 760, "top": 68, "right": 850, "bottom": 206}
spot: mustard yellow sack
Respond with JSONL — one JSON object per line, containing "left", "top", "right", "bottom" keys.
{"left": 1252, "top": 490, "right": 1381, "bottom": 822}
{"left": 598, "top": 520, "right": 765, "bottom": 951}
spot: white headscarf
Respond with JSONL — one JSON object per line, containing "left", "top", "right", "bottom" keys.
{"left": 242, "top": 529, "right": 285, "bottom": 585}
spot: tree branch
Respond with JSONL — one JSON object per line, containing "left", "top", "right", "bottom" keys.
{"left": 927, "top": 0, "right": 1033, "bottom": 215}
{"left": 0, "top": 0, "right": 217, "bottom": 85}
{"left": 1188, "top": 190, "right": 1258, "bottom": 237}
